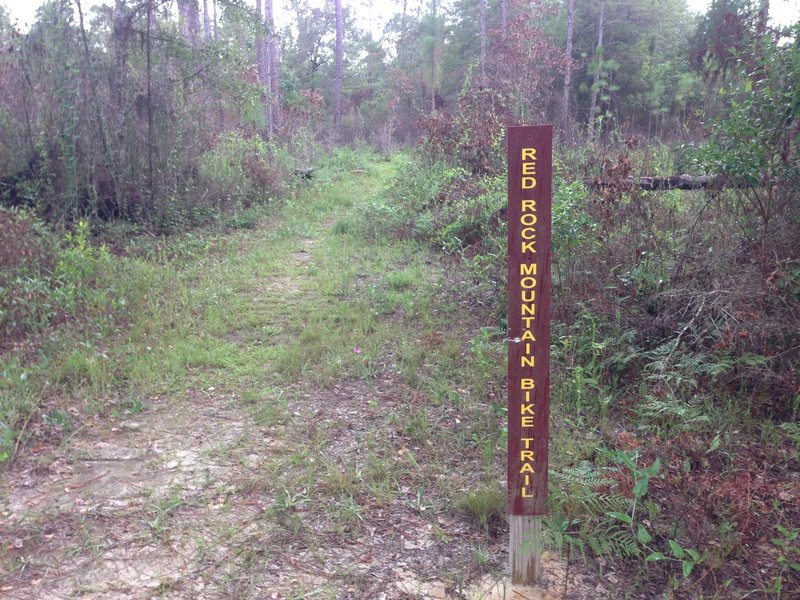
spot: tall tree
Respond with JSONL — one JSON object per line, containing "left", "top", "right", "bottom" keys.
{"left": 588, "top": 0, "right": 605, "bottom": 130}
{"left": 112, "top": 0, "right": 132, "bottom": 212}
{"left": 420, "top": 0, "right": 444, "bottom": 114}
{"left": 266, "top": 0, "right": 282, "bottom": 131}
{"left": 213, "top": 0, "right": 218, "bottom": 41}
{"left": 255, "top": 0, "right": 269, "bottom": 132}
{"left": 178, "top": 0, "right": 201, "bottom": 47}
{"left": 74, "top": 0, "right": 116, "bottom": 216}
{"left": 479, "top": 0, "right": 486, "bottom": 83}
{"left": 203, "top": 0, "right": 211, "bottom": 40}
{"left": 334, "top": 0, "right": 344, "bottom": 135}
{"left": 145, "top": 0, "right": 155, "bottom": 214}
{"left": 562, "top": 0, "right": 575, "bottom": 134}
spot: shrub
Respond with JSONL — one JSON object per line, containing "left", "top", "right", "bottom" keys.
{"left": 0, "top": 216, "right": 117, "bottom": 341}
{"left": 198, "top": 133, "right": 290, "bottom": 208}
{"left": 0, "top": 208, "right": 57, "bottom": 339}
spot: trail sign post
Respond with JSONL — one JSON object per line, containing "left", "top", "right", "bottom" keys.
{"left": 507, "top": 125, "right": 552, "bottom": 584}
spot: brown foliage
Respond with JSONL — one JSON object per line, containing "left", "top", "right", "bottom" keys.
{"left": 421, "top": 1, "right": 565, "bottom": 174}
{"left": 0, "top": 210, "right": 53, "bottom": 276}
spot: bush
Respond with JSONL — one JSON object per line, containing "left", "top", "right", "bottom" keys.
{"left": 0, "top": 215, "right": 116, "bottom": 341}
{"left": 198, "top": 132, "right": 290, "bottom": 208}
{"left": 0, "top": 208, "right": 58, "bottom": 339}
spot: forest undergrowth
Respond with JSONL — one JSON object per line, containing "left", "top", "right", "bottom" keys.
{"left": 1, "top": 149, "right": 601, "bottom": 599}
{"left": 1, "top": 146, "right": 796, "bottom": 598}
{"left": 363, "top": 138, "right": 799, "bottom": 599}
{"left": 1, "top": 0, "right": 798, "bottom": 597}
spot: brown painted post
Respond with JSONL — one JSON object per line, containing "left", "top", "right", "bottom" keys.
{"left": 507, "top": 125, "right": 552, "bottom": 584}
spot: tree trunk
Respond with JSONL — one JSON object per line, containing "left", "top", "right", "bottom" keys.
{"left": 585, "top": 174, "right": 738, "bottom": 191}
{"left": 112, "top": 0, "right": 130, "bottom": 213}
{"left": 254, "top": 0, "right": 270, "bottom": 132}
{"left": 333, "top": 0, "right": 344, "bottom": 137}
{"left": 203, "top": 0, "right": 211, "bottom": 41}
{"left": 213, "top": 0, "right": 218, "bottom": 42}
{"left": 266, "top": 0, "right": 282, "bottom": 131}
{"left": 178, "top": 0, "right": 201, "bottom": 47}
{"left": 255, "top": 0, "right": 267, "bottom": 85}
{"left": 74, "top": 0, "right": 117, "bottom": 216}
{"left": 146, "top": 0, "right": 155, "bottom": 218}
{"left": 561, "top": 0, "right": 575, "bottom": 136}
{"left": 479, "top": 0, "right": 486, "bottom": 83}
{"left": 588, "top": 0, "right": 605, "bottom": 133}
{"left": 430, "top": 0, "right": 438, "bottom": 115}
{"left": 757, "top": 0, "right": 769, "bottom": 38}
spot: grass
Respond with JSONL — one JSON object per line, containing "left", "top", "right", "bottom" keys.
{"left": 0, "top": 149, "right": 503, "bottom": 596}
{"left": 6, "top": 148, "right": 797, "bottom": 598}
{"left": 458, "top": 486, "right": 506, "bottom": 532}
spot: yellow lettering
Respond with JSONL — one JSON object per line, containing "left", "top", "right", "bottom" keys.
{"left": 520, "top": 213, "right": 537, "bottom": 226}
{"left": 521, "top": 379, "right": 535, "bottom": 390}
{"left": 521, "top": 316, "right": 536, "bottom": 328}
{"left": 520, "top": 263, "right": 537, "bottom": 276}
{"left": 520, "top": 462, "right": 535, "bottom": 473}
{"left": 522, "top": 486, "right": 533, "bottom": 497}
{"left": 522, "top": 162, "right": 537, "bottom": 175}
{"left": 522, "top": 303, "right": 535, "bottom": 315}
{"left": 522, "top": 240, "right": 536, "bottom": 253}
{"left": 521, "top": 403, "right": 535, "bottom": 415}
{"left": 521, "top": 355, "right": 535, "bottom": 367}
{"left": 521, "top": 227, "right": 536, "bottom": 240}
{"left": 521, "top": 148, "right": 537, "bottom": 161}
{"left": 520, "top": 276, "right": 537, "bottom": 288}
{"left": 521, "top": 330, "right": 536, "bottom": 340}
{"left": 521, "top": 416, "right": 535, "bottom": 427}
{"left": 521, "top": 177, "right": 537, "bottom": 189}
{"left": 521, "top": 450, "right": 535, "bottom": 461}
{"left": 521, "top": 199, "right": 536, "bottom": 212}
{"left": 521, "top": 438, "right": 534, "bottom": 449}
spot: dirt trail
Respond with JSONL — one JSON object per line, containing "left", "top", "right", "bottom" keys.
{"left": 1, "top": 169, "right": 604, "bottom": 599}
{"left": 2, "top": 295, "right": 294, "bottom": 597}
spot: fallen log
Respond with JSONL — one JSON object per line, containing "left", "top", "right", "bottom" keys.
{"left": 294, "top": 167, "right": 315, "bottom": 180}
{"left": 584, "top": 174, "right": 733, "bottom": 191}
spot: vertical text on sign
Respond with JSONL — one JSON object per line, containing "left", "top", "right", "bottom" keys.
{"left": 507, "top": 126, "right": 552, "bottom": 516}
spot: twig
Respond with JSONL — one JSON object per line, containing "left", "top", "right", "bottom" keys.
{"left": 10, "top": 405, "right": 37, "bottom": 463}
{"left": 672, "top": 189, "right": 720, "bottom": 281}
{"left": 660, "top": 295, "right": 707, "bottom": 375}
{"left": 64, "top": 470, "right": 109, "bottom": 492}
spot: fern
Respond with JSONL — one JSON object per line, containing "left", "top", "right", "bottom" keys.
{"left": 550, "top": 462, "right": 616, "bottom": 488}
{"left": 547, "top": 462, "right": 642, "bottom": 560}
{"left": 637, "top": 395, "right": 710, "bottom": 433}
{"left": 779, "top": 421, "right": 800, "bottom": 446}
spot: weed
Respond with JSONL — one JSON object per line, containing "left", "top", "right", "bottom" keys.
{"left": 405, "top": 408, "right": 432, "bottom": 442}
{"left": 0, "top": 357, "right": 41, "bottom": 461}
{"left": 770, "top": 525, "right": 800, "bottom": 598}
{"left": 251, "top": 390, "right": 290, "bottom": 427}
{"left": 472, "top": 544, "right": 491, "bottom": 568}
{"left": 458, "top": 486, "right": 505, "bottom": 533}
{"left": 146, "top": 487, "right": 184, "bottom": 538}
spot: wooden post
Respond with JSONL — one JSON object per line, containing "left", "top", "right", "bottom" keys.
{"left": 507, "top": 126, "right": 552, "bottom": 585}
{"left": 510, "top": 515, "right": 543, "bottom": 582}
